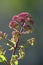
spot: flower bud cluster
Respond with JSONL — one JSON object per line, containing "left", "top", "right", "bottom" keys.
{"left": 9, "top": 12, "right": 34, "bottom": 34}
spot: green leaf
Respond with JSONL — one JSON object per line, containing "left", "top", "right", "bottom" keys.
{"left": 11, "top": 60, "right": 18, "bottom": 65}
{"left": 12, "top": 55, "right": 18, "bottom": 59}
{"left": 11, "top": 55, "right": 18, "bottom": 65}
{"left": 0, "top": 45, "right": 3, "bottom": 55}
{"left": 0, "top": 55, "right": 7, "bottom": 62}
{"left": 15, "top": 60, "right": 18, "bottom": 65}
{"left": 20, "top": 45, "right": 25, "bottom": 48}
{"left": 18, "top": 49, "right": 25, "bottom": 59}
{"left": 0, "top": 60, "right": 3, "bottom": 62}
{"left": 9, "top": 47, "right": 14, "bottom": 51}
{"left": 9, "top": 39, "right": 16, "bottom": 45}
{"left": 31, "top": 42, "right": 34, "bottom": 46}
{"left": 6, "top": 43, "right": 11, "bottom": 46}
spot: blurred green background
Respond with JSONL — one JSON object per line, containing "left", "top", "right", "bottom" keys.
{"left": 0, "top": 0, "right": 43, "bottom": 65}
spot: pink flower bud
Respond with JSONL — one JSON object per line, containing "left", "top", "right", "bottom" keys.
{"left": 29, "top": 19, "right": 34, "bottom": 25}
{"left": 12, "top": 15, "right": 18, "bottom": 21}
{"left": 17, "top": 17, "right": 25, "bottom": 22}
{"left": 0, "top": 31, "right": 3, "bottom": 37}
{"left": 18, "top": 12, "right": 32, "bottom": 18}
{"left": 12, "top": 31, "right": 16, "bottom": 36}
{"left": 9, "top": 21, "right": 18, "bottom": 29}
{"left": 26, "top": 17, "right": 30, "bottom": 22}
{"left": 23, "top": 25, "right": 31, "bottom": 30}
{"left": 26, "top": 18, "right": 34, "bottom": 25}
{"left": 17, "top": 12, "right": 33, "bottom": 25}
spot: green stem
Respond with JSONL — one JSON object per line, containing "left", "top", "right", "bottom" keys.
{"left": 4, "top": 61, "right": 11, "bottom": 65}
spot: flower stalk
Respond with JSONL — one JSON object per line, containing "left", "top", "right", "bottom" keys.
{"left": 0, "top": 12, "right": 35, "bottom": 65}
